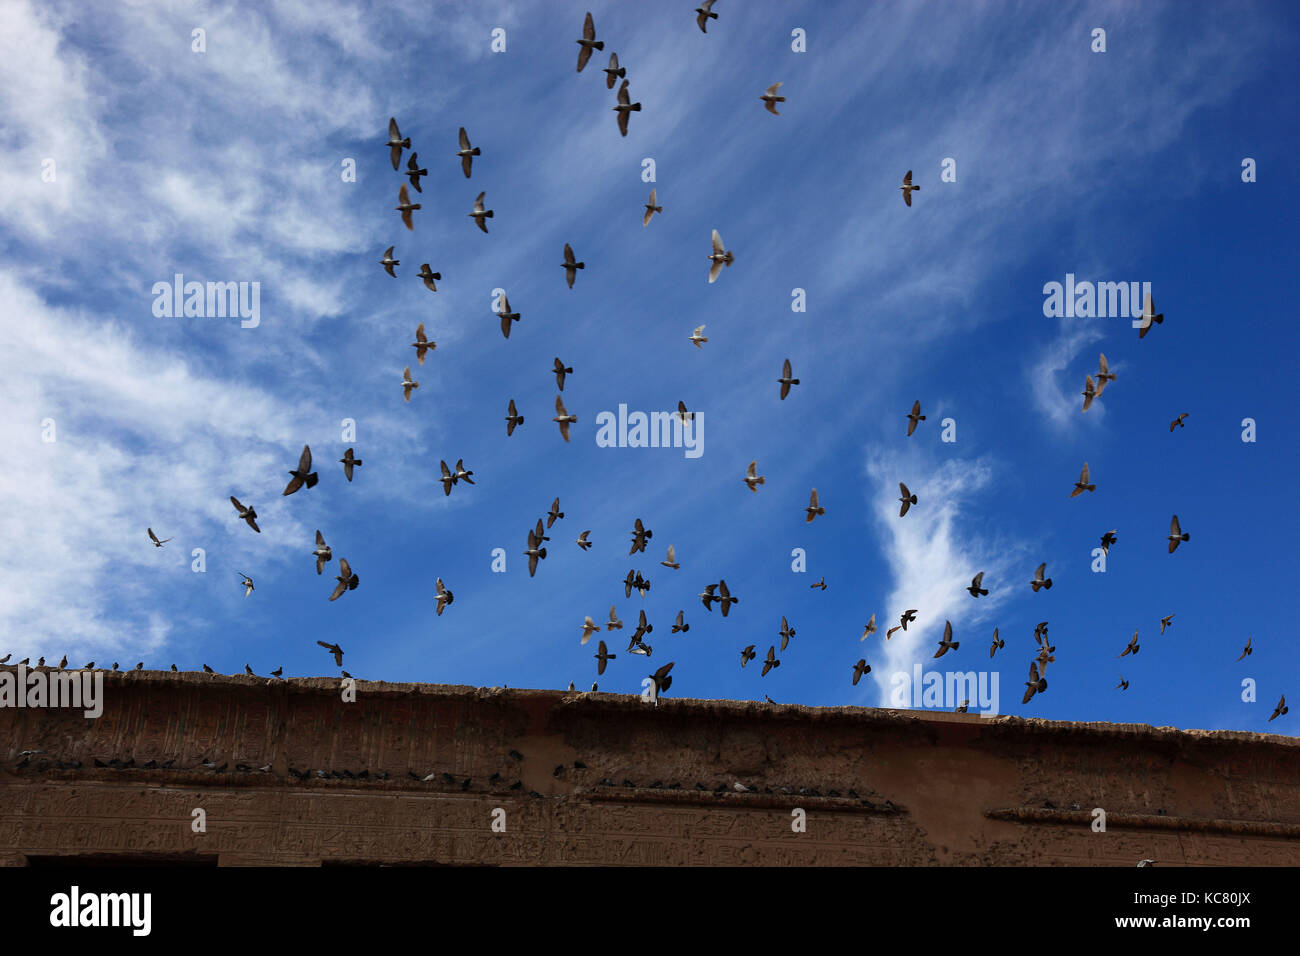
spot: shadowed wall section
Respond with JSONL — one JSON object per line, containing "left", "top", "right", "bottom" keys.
{"left": 1, "top": 671, "right": 1296, "bottom": 866}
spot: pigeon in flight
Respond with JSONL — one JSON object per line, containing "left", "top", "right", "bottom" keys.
{"left": 1081, "top": 375, "right": 1097, "bottom": 412}
{"left": 743, "top": 459, "right": 766, "bottom": 493}
{"left": 469, "top": 192, "right": 493, "bottom": 233}
{"left": 435, "top": 577, "right": 454, "bottom": 616}
{"left": 553, "top": 396, "right": 576, "bottom": 441}
{"left": 696, "top": 0, "right": 718, "bottom": 33}
{"left": 524, "top": 528, "right": 548, "bottom": 578}
{"left": 1137, "top": 291, "right": 1163, "bottom": 339}
{"left": 1170, "top": 413, "right": 1188, "bottom": 431}
{"left": 1100, "top": 529, "right": 1118, "bottom": 554}
{"left": 989, "top": 628, "right": 1004, "bottom": 658}
{"left": 312, "top": 530, "right": 332, "bottom": 574}
{"left": 453, "top": 459, "right": 475, "bottom": 485}
{"left": 689, "top": 324, "right": 707, "bottom": 348}
{"left": 708, "top": 229, "right": 734, "bottom": 283}
{"left": 400, "top": 366, "right": 418, "bottom": 402}
{"left": 230, "top": 496, "right": 261, "bottom": 533}
{"left": 676, "top": 401, "right": 693, "bottom": 424}
{"left": 594, "top": 640, "right": 616, "bottom": 675}
{"left": 671, "top": 611, "right": 689, "bottom": 634}
{"left": 237, "top": 572, "right": 255, "bottom": 597}
{"left": 606, "top": 605, "right": 623, "bottom": 631}
{"left": 405, "top": 152, "right": 427, "bottom": 192}
{"left": 339, "top": 448, "right": 361, "bottom": 481}
{"left": 505, "top": 399, "right": 524, "bottom": 436}
{"left": 886, "top": 609, "right": 918, "bottom": 639}
{"left": 898, "top": 482, "right": 917, "bottom": 517}
{"left": 576, "top": 12, "right": 603, "bottom": 72}
{"left": 553, "top": 357, "right": 573, "bottom": 390}
{"left": 1268, "top": 695, "right": 1288, "bottom": 721}
{"left": 1095, "top": 353, "right": 1116, "bottom": 394}
{"left": 386, "top": 117, "right": 409, "bottom": 170}
{"left": 282, "top": 444, "right": 318, "bottom": 496}
{"left": 717, "top": 580, "right": 739, "bottom": 617}
{"left": 533, "top": 518, "right": 551, "bottom": 545}
{"left": 805, "top": 489, "right": 825, "bottom": 523}
{"left": 329, "top": 558, "right": 359, "bottom": 601}
{"left": 760, "top": 82, "right": 785, "bottom": 115}
{"left": 778, "top": 358, "right": 799, "bottom": 399}
{"left": 933, "top": 620, "right": 959, "bottom": 658}
{"left": 811, "top": 576, "right": 827, "bottom": 591}
{"left": 317, "top": 641, "right": 344, "bottom": 666}
{"left": 967, "top": 572, "right": 988, "bottom": 598}
{"left": 417, "top": 264, "right": 441, "bottom": 292}
{"left": 1070, "top": 462, "right": 1096, "bottom": 498}
{"left": 603, "top": 52, "right": 626, "bottom": 89}
{"left": 395, "top": 183, "right": 420, "bottom": 231}
{"left": 456, "top": 127, "right": 480, "bottom": 178}
{"left": 852, "top": 659, "right": 871, "bottom": 686}
{"left": 779, "top": 616, "right": 795, "bottom": 652}
{"left": 761, "top": 646, "right": 780, "bottom": 677}
{"left": 644, "top": 189, "right": 663, "bottom": 226}
{"left": 380, "top": 245, "right": 399, "bottom": 277}
{"left": 147, "top": 528, "right": 173, "bottom": 548}
{"left": 439, "top": 459, "right": 457, "bottom": 496}
{"left": 1034, "top": 621, "right": 1051, "bottom": 645}
{"left": 546, "top": 497, "right": 564, "bottom": 528}
{"left": 648, "top": 661, "right": 674, "bottom": 699}
{"left": 661, "top": 544, "right": 679, "bottom": 570}
{"left": 906, "top": 400, "right": 926, "bottom": 436}
{"left": 700, "top": 583, "right": 717, "bottom": 612}
{"left": 410, "top": 323, "right": 435, "bottom": 365}
{"left": 561, "top": 244, "right": 584, "bottom": 288}
{"left": 1237, "top": 636, "right": 1252, "bottom": 661}
{"left": 613, "top": 79, "right": 641, "bottom": 136}
{"left": 900, "top": 170, "right": 920, "bottom": 206}
{"left": 1119, "top": 630, "right": 1140, "bottom": 658}
{"left": 580, "top": 616, "right": 602, "bottom": 645}
{"left": 632, "top": 609, "right": 654, "bottom": 644}
{"left": 629, "top": 518, "right": 652, "bottom": 555}
{"left": 1022, "top": 661, "right": 1047, "bottom": 703}
{"left": 574, "top": 530, "right": 592, "bottom": 551}
{"left": 1168, "top": 515, "right": 1189, "bottom": 553}
{"left": 1115, "top": 674, "right": 1129, "bottom": 691}
{"left": 1160, "top": 614, "right": 1174, "bottom": 635}
{"left": 740, "top": 645, "right": 756, "bottom": 668}
{"left": 861, "top": 614, "right": 877, "bottom": 641}
{"left": 1030, "top": 563, "right": 1053, "bottom": 592}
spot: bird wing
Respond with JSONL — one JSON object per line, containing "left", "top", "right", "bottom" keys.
{"left": 972, "top": 571, "right": 984, "bottom": 588}
{"left": 666, "top": 544, "right": 675, "bottom": 564}
{"left": 459, "top": 127, "right": 471, "bottom": 150}
{"left": 230, "top": 496, "right": 243, "bottom": 512}
{"left": 1080, "top": 462, "right": 1090, "bottom": 484}
{"left": 148, "top": 528, "right": 159, "bottom": 544}
{"left": 1170, "top": 514, "right": 1181, "bottom": 534}
{"left": 903, "top": 170, "right": 913, "bottom": 185}
{"left": 1035, "top": 562, "right": 1046, "bottom": 580}
{"left": 388, "top": 117, "right": 401, "bottom": 140}
{"left": 298, "top": 444, "right": 313, "bottom": 473}
{"left": 1098, "top": 353, "right": 1109, "bottom": 375}
{"left": 315, "top": 529, "right": 326, "bottom": 548}
{"left": 617, "top": 108, "right": 629, "bottom": 136}
{"left": 564, "top": 243, "right": 575, "bottom": 265}
{"left": 708, "top": 259, "right": 723, "bottom": 283}
{"left": 617, "top": 78, "right": 630, "bottom": 106}
{"left": 809, "top": 488, "right": 819, "bottom": 508}
{"left": 583, "top": 11, "right": 595, "bottom": 40}
{"left": 783, "top": 358, "right": 793, "bottom": 379}
{"left": 765, "top": 82, "right": 782, "bottom": 95}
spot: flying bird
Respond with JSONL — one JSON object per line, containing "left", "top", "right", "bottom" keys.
{"left": 1030, "top": 563, "right": 1053, "bottom": 592}
{"left": 852, "top": 659, "right": 871, "bottom": 686}
{"left": 967, "top": 572, "right": 988, "bottom": 598}
{"left": 761, "top": 646, "right": 780, "bottom": 677}
{"left": 1268, "top": 695, "right": 1288, "bottom": 721}
{"left": 700, "top": 583, "right": 717, "bottom": 612}
{"left": 900, "top": 170, "right": 920, "bottom": 206}
{"left": 400, "top": 366, "right": 418, "bottom": 402}
{"left": 644, "top": 189, "right": 663, "bottom": 226}
{"left": 395, "top": 183, "right": 420, "bottom": 231}
{"left": 805, "top": 489, "right": 825, "bottom": 523}
{"left": 632, "top": 609, "right": 654, "bottom": 644}
{"left": 629, "top": 518, "right": 652, "bottom": 555}
{"left": 648, "top": 661, "right": 674, "bottom": 699}
{"left": 237, "top": 572, "right": 255, "bottom": 597}
{"left": 561, "top": 244, "right": 584, "bottom": 288}
{"left": 740, "top": 645, "right": 756, "bottom": 668}
{"left": 312, "top": 530, "right": 332, "bottom": 574}
{"left": 339, "top": 448, "right": 361, "bottom": 481}
{"left": 886, "top": 609, "right": 917, "bottom": 639}
{"left": 417, "top": 264, "right": 440, "bottom": 292}
{"left": 547, "top": 498, "right": 564, "bottom": 528}
{"left": 230, "top": 496, "right": 261, "bottom": 533}
{"left": 505, "top": 399, "right": 524, "bottom": 436}
{"left": 576, "top": 11, "right": 603, "bottom": 72}
{"left": 1095, "top": 353, "right": 1116, "bottom": 393}
{"left": 1115, "top": 674, "right": 1129, "bottom": 691}
{"left": 435, "top": 577, "right": 454, "bottom": 616}
{"left": 861, "top": 614, "right": 877, "bottom": 641}
{"left": 708, "top": 229, "right": 734, "bottom": 283}
{"left": 717, "top": 579, "right": 738, "bottom": 617}
{"left": 1160, "top": 614, "right": 1174, "bottom": 635}
{"left": 606, "top": 605, "right": 623, "bottom": 631}
{"left": 594, "top": 640, "right": 615, "bottom": 674}
{"left": 696, "top": 0, "right": 719, "bottom": 33}
{"left": 524, "top": 528, "right": 548, "bottom": 577}
{"left": 906, "top": 400, "right": 926, "bottom": 436}
{"left": 743, "top": 459, "right": 766, "bottom": 493}
{"left": 454, "top": 459, "right": 475, "bottom": 485}
{"left": 380, "top": 245, "right": 399, "bottom": 277}
{"left": 580, "top": 616, "right": 601, "bottom": 645}
{"left": 533, "top": 518, "right": 550, "bottom": 544}
{"left": 671, "top": 611, "right": 689, "bottom": 634}
{"left": 553, "top": 396, "right": 576, "bottom": 441}
{"left": 603, "top": 52, "right": 625, "bottom": 89}
{"left": 1137, "top": 291, "right": 1163, "bottom": 339}
{"left": 989, "top": 628, "right": 1004, "bottom": 658}
{"left": 689, "top": 324, "right": 707, "bottom": 348}
{"left": 408, "top": 323, "right": 435, "bottom": 366}
{"left": 933, "top": 620, "right": 959, "bottom": 658}
{"left": 1168, "top": 515, "right": 1189, "bottom": 553}
{"left": 576, "top": 530, "right": 592, "bottom": 551}
{"left": 778, "top": 358, "right": 799, "bottom": 399}
{"left": 898, "top": 482, "right": 917, "bottom": 517}
{"left": 405, "top": 152, "right": 427, "bottom": 192}
{"left": 469, "top": 192, "right": 493, "bottom": 233}
{"left": 317, "top": 641, "right": 344, "bottom": 667}
{"left": 1023, "top": 661, "right": 1047, "bottom": 703}
{"left": 1237, "top": 636, "right": 1252, "bottom": 661}
{"left": 613, "top": 79, "right": 641, "bottom": 136}
{"left": 1081, "top": 375, "right": 1097, "bottom": 412}
{"left": 147, "top": 528, "right": 173, "bottom": 548}
{"left": 661, "top": 544, "right": 679, "bottom": 570}
{"left": 330, "top": 558, "right": 359, "bottom": 601}
{"left": 386, "top": 117, "right": 409, "bottom": 170}
{"left": 1070, "top": 462, "right": 1096, "bottom": 498}
{"left": 1100, "top": 530, "right": 1118, "bottom": 554}
{"left": 779, "top": 616, "right": 795, "bottom": 652}
{"left": 676, "top": 400, "right": 693, "bottom": 424}
{"left": 282, "top": 444, "right": 318, "bottom": 496}
{"left": 760, "top": 82, "right": 785, "bottom": 115}
{"left": 1170, "top": 413, "right": 1188, "bottom": 431}
{"left": 553, "top": 357, "right": 573, "bottom": 390}
{"left": 811, "top": 576, "right": 827, "bottom": 591}
{"left": 456, "top": 127, "right": 480, "bottom": 178}
{"left": 1119, "top": 630, "right": 1140, "bottom": 657}
{"left": 439, "top": 459, "right": 457, "bottom": 496}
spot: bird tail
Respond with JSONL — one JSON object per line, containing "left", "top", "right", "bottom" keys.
{"left": 485, "top": 210, "right": 494, "bottom": 218}
{"left": 757, "top": 476, "right": 766, "bottom": 485}
{"left": 538, "top": 548, "right": 547, "bottom": 559}
{"left": 1043, "top": 579, "right": 1052, "bottom": 589}
{"left": 471, "top": 147, "right": 481, "bottom": 156}
{"left": 594, "top": 41, "right": 605, "bottom": 50}
{"left": 518, "top": 417, "right": 524, "bottom": 425}
{"left": 305, "top": 473, "right": 319, "bottom": 488}
{"left": 631, "top": 103, "right": 642, "bottom": 111}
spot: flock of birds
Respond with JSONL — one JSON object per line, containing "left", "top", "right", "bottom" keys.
{"left": 5, "top": 7, "right": 1286, "bottom": 730}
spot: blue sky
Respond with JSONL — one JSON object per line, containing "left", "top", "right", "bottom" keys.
{"left": 3, "top": 0, "right": 1297, "bottom": 732}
